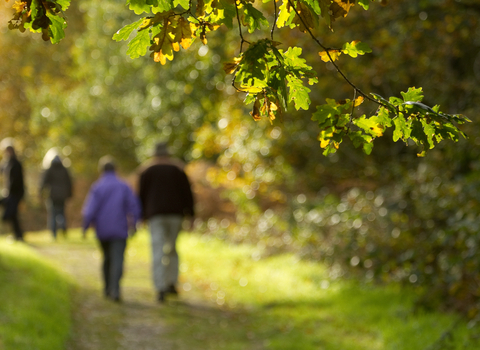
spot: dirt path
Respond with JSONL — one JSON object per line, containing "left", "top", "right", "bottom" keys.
{"left": 30, "top": 235, "right": 224, "bottom": 350}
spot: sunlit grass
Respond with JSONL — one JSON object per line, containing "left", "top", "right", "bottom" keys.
{"left": 0, "top": 236, "right": 73, "bottom": 350}
{"left": 9, "top": 229, "right": 480, "bottom": 350}
{"left": 128, "top": 231, "right": 480, "bottom": 350}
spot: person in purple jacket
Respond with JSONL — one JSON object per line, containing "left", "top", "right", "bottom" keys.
{"left": 82, "top": 156, "right": 141, "bottom": 302}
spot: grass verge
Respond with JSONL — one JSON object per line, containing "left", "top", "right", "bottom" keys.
{"left": 0, "top": 237, "right": 73, "bottom": 350}
{"left": 172, "top": 233, "right": 480, "bottom": 349}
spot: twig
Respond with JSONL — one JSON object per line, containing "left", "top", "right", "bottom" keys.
{"left": 286, "top": 0, "right": 391, "bottom": 111}
{"left": 235, "top": 0, "right": 250, "bottom": 54}
{"left": 271, "top": 0, "right": 278, "bottom": 40}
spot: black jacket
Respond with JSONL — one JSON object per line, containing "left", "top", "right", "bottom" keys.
{"left": 41, "top": 157, "right": 73, "bottom": 202}
{"left": 4, "top": 156, "right": 24, "bottom": 198}
{"left": 139, "top": 163, "right": 194, "bottom": 220}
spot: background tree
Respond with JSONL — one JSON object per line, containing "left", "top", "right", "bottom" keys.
{"left": 2, "top": 0, "right": 480, "bottom": 318}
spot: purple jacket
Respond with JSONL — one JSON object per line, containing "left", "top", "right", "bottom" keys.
{"left": 82, "top": 171, "right": 141, "bottom": 240}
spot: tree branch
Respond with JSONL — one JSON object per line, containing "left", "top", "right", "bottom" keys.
{"left": 286, "top": 0, "right": 390, "bottom": 110}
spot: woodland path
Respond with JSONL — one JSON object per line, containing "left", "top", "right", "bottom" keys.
{"left": 29, "top": 233, "right": 242, "bottom": 350}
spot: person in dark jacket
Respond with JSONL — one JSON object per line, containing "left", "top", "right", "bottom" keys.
{"left": 83, "top": 156, "right": 141, "bottom": 302}
{"left": 1, "top": 145, "right": 25, "bottom": 241}
{"left": 138, "top": 142, "right": 195, "bottom": 303}
{"left": 40, "top": 153, "right": 73, "bottom": 239}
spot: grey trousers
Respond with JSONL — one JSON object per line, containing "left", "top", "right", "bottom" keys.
{"left": 148, "top": 215, "right": 183, "bottom": 292}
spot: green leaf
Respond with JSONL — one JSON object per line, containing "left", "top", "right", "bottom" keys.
{"left": 393, "top": 114, "right": 410, "bottom": 142}
{"left": 242, "top": 3, "right": 269, "bottom": 33}
{"left": 173, "top": 0, "right": 189, "bottom": 9}
{"left": 371, "top": 93, "right": 396, "bottom": 114}
{"left": 421, "top": 119, "right": 436, "bottom": 149}
{"left": 353, "top": 116, "right": 384, "bottom": 137}
{"left": 342, "top": 41, "right": 372, "bottom": 58}
{"left": 375, "top": 106, "right": 393, "bottom": 128}
{"left": 312, "top": 103, "right": 338, "bottom": 126}
{"left": 207, "top": 0, "right": 236, "bottom": 28}
{"left": 286, "top": 75, "right": 311, "bottom": 110}
{"left": 113, "top": 18, "right": 144, "bottom": 41}
{"left": 401, "top": 87, "right": 424, "bottom": 103}
{"left": 276, "top": 1, "right": 295, "bottom": 28}
{"left": 410, "top": 119, "right": 429, "bottom": 155}
{"left": 56, "top": 0, "right": 71, "bottom": 11}
{"left": 46, "top": 12, "right": 66, "bottom": 44}
{"left": 358, "top": 0, "right": 370, "bottom": 10}
{"left": 152, "top": 0, "right": 175, "bottom": 12}
{"left": 127, "top": 0, "right": 152, "bottom": 15}
{"left": 303, "top": 0, "right": 322, "bottom": 16}
{"left": 283, "top": 47, "right": 310, "bottom": 70}
{"left": 126, "top": 29, "right": 151, "bottom": 59}
{"left": 235, "top": 41, "right": 269, "bottom": 91}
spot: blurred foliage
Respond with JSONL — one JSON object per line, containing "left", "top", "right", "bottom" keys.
{"left": 6, "top": 0, "right": 470, "bottom": 154}
{"left": 1, "top": 0, "right": 480, "bottom": 318}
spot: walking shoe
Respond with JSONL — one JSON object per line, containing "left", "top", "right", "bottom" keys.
{"left": 166, "top": 284, "right": 178, "bottom": 295}
{"left": 158, "top": 291, "right": 166, "bottom": 303}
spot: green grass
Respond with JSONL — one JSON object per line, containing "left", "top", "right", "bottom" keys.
{"left": 3, "top": 230, "right": 480, "bottom": 350}
{"left": 112, "top": 230, "right": 480, "bottom": 350}
{"left": 0, "top": 237, "right": 73, "bottom": 350}
{"left": 173, "top": 234, "right": 480, "bottom": 350}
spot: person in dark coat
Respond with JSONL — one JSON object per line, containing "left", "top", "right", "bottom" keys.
{"left": 83, "top": 156, "right": 141, "bottom": 302}
{"left": 1, "top": 145, "right": 25, "bottom": 241}
{"left": 138, "top": 142, "right": 195, "bottom": 303}
{"left": 40, "top": 154, "right": 73, "bottom": 239}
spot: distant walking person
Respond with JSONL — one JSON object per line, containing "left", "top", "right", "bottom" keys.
{"left": 82, "top": 156, "right": 141, "bottom": 302}
{"left": 40, "top": 149, "right": 73, "bottom": 239}
{"left": 139, "top": 142, "right": 195, "bottom": 303}
{"left": 1, "top": 144, "right": 25, "bottom": 241}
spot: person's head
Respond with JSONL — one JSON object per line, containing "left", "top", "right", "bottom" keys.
{"left": 43, "top": 147, "right": 61, "bottom": 169}
{"left": 98, "top": 155, "right": 116, "bottom": 173}
{"left": 5, "top": 145, "right": 15, "bottom": 159}
{"left": 153, "top": 142, "right": 170, "bottom": 157}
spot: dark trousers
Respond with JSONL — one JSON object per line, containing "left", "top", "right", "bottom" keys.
{"left": 47, "top": 199, "right": 66, "bottom": 238}
{"left": 99, "top": 239, "right": 126, "bottom": 299}
{"left": 2, "top": 195, "right": 23, "bottom": 241}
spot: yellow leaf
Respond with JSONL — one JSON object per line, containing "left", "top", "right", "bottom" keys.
{"left": 13, "top": 1, "right": 26, "bottom": 14}
{"left": 200, "top": 32, "right": 207, "bottom": 45}
{"left": 334, "top": 0, "right": 355, "bottom": 14}
{"left": 268, "top": 102, "right": 278, "bottom": 122}
{"left": 320, "top": 139, "right": 330, "bottom": 148}
{"left": 239, "top": 85, "right": 263, "bottom": 93}
{"left": 176, "top": 17, "right": 194, "bottom": 50}
{"left": 369, "top": 124, "right": 384, "bottom": 137}
{"left": 319, "top": 50, "right": 341, "bottom": 62}
{"left": 223, "top": 62, "right": 238, "bottom": 74}
{"left": 207, "top": 24, "right": 220, "bottom": 31}
{"left": 354, "top": 96, "right": 364, "bottom": 107}
{"left": 151, "top": 28, "right": 175, "bottom": 65}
